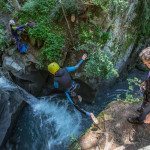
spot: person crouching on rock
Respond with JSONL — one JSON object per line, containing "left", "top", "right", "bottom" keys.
{"left": 128, "top": 47, "right": 150, "bottom": 124}
{"left": 9, "top": 19, "right": 30, "bottom": 53}
{"left": 48, "top": 53, "right": 98, "bottom": 124}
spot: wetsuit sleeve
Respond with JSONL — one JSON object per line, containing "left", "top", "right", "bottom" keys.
{"left": 54, "top": 81, "right": 59, "bottom": 89}
{"left": 66, "top": 59, "right": 84, "bottom": 72}
{"left": 12, "top": 25, "right": 26, "bottom": 31}
{"left": 65, "top": 92, "right": 91, "bottom": 117}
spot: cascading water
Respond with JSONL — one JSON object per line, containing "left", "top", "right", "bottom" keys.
{"left": 0, "top": 69, "right": 148, "bottom": 150}
{"left": 0, "top": 76, "right": 82, "bottom": 149}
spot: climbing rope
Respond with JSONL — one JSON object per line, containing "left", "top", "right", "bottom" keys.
{"left": 59, "top": 0, "right": 75, "bottom": 46}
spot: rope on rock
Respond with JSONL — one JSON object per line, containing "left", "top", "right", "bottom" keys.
{"left": 59, "top": 0, "right": 75, "bottom": 46}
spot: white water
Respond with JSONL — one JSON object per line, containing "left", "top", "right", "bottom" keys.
{"left": 0, "top": 76, "right": 82, "bottom": 149}
{"left": 32, "top": 98, "right": 82, "bottom": 149}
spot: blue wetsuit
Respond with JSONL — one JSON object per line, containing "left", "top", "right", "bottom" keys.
{"left": 10, "top": 25, "right": 27, "bottom": 50}
{"left": 54, "top": 59, "right": 91, "bottom": 117}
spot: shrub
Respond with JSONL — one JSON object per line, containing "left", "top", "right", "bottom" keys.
{"left": 76, "top": 42, "right": 118, "bottom": 79}
{"left": 77, "top": 23, "right": 110, "bottom": 47}
{"left": 76, "top": 23, "right": 117, "bottom": 79}
{"left": 124, "top": 77, "right": 142, "bottom": 103}
{"left": 84, "top": 48, "right": 118, "bottom": 79}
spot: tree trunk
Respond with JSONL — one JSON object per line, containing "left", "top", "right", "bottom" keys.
{"left": 10, "top": 0, "right": 21, "bottom": 11}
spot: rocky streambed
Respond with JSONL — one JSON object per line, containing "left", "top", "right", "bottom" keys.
{"left": 71, "top": 101, "right": 150, "bottom": 150}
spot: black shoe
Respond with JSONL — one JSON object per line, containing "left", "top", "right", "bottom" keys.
{"left": 127, "top": 117, "right": 143, "bottom": 124}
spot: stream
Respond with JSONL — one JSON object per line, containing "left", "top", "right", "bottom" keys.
{"left": 2, "top": 69, "right": 148, "bottom": 150}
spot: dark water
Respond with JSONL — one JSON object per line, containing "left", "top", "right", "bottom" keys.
{"left": 7, "top": 69, "right": 148, "bottom": 150}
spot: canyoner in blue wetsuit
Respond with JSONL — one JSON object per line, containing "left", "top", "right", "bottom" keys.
{"left": 48, "top": 54, "right": 99, "bottom": 124}
{"left": 9, "top": 19, "right": 30, "bottom": 53}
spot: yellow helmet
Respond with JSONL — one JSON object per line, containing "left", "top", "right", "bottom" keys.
{"left": 48, "top": 62, "right": 60, "bottom": 75}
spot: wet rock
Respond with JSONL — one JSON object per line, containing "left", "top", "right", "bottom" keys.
{"left": 3, "top": 56, "right": 24, "bottom": 74}
{"left": 0, "top": 77, "right": 26, "bottom": 147}
{"left": 0, "top": 91, "right": 11, "bottom": 146}
{"left": 75, "top": 79, "right": 96, "bottom": 104}
{"left": 70, "top": 101, "right": 150, "bottom": 150}
{"left": 79, "top": 131, "right": 100, "bottom": 150}
{"left": 2, "top": 53, "right": 49, "bottom": 96}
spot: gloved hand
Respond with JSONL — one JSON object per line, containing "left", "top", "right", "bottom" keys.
{"left": 82, "top": 53, "right": 88, "bottom": 60}
{"left": 86, "top": 112, "right": 99, "bottom": 125}
{"left": 90, "top": 113, "right": 99, "bottom": 125}
{"left": 25, "top": 22, "right": 36, "bottom": 27}
{"left": 25, "top": 22, "right": 29, "bottom": 26}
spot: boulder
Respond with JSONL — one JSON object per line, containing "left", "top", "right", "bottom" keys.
{"left": 0, "top": 77, "right": 26, "bottom": 147}
{"left": 2, "top": 53, "right": 49, "bottom": 96}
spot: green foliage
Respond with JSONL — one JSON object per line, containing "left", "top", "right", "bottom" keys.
{"left": 15, "top": 0, "right": 65, "bottom": 68}
{"left": 115, "top": 77, "right": 142, "bottom": 103}
{"left": 50, "top": 0, "right": 84, "bottom": 20}
{"left": 28, "top": 22, "right": 50, "bottom": 40}
{"left": 76, "top": 22, "right": 117, "bottom": 79}
{"left": 40, "top": 32, "right": 64, "bottom": 62}
{"left": 0, "top": 25, "right": 7, "bottom": 52}
{"left": 78, "top": 23, "right": 110, "bottom": 47}
{"left": 0, "top": 0, "right": 12, "bottom": 13}
{"left": 124, "top": 77, "right": 142, "bottom": 103}
{"left": 127, "top": 77, "right": 141, "bottom": 91}
{"left": 35, "top": 26, "right": 64, "bottom": 69}
{"left": 77, "top": 43, "right": 118, "bottom": 79}
{"left": 84, "top": 48, "right": 118, "bottom": 78}
{"left": 124, "top": 93, "right": 140, "bottom": 104}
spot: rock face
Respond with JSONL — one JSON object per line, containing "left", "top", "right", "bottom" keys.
{"left": 71, "top": 101, "right": 150, "bottom": 150}
{"left": 2, "top": 51, "right": 49, "bottom": 96}
{"left": 0, "top": 76, "right": 26, "bottom": 147}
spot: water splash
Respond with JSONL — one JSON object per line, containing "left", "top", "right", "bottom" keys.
{"left": 0, "top": 76, "right": 82, "bottom": 149}
{"left": 0, "top": 76, "right": 14, "bottom": 89}
{"left": 32, "top": 97, "right": 82, "bottom": 149}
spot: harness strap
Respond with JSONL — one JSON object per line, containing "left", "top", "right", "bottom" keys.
{"left": 67, "top": 81, "right": 77, "bottom": 92}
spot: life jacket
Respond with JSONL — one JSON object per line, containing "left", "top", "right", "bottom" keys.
{"left": 54, "top": 68, "right": 72, "bottom": 91}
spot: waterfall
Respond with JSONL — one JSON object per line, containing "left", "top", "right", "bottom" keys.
{"left": 0, "top": 76, "right": 82, "bottom": 149}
